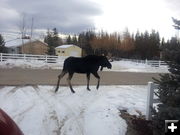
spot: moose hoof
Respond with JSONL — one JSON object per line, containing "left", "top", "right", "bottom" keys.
{"left": 71, "top": 90, "right": 75, "bottom": 93}
{"left": 87, "top": 88, "right": 91, "bottom": 91}
{"left": 55, "top": 89, "right": 58, "bottom": 93}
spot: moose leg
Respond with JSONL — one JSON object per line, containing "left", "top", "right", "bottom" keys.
{"left": 55, "top": 70, "right": 67, "bottom": 92}
{"left": 86, "top": 73, "right": 91, "bottom": 91}
{"left": 67, "top": 72, "right": 75, "bottom": 93}
{"left": 92, "top": 72, "right": 100, "bottom": 90}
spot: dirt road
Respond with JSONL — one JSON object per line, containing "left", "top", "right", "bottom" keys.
{"left": 0, "top": 68, "right": 163, "bottom": 86}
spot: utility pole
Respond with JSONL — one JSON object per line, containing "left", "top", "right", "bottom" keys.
{"left": 21, "top": 14, "right": 26, "bottom": 53}
{"left": 30, "top": 17, "right": 34, "bottom": 54}
{"left": 30, "top": 17, "right": 34, "bottom": 40}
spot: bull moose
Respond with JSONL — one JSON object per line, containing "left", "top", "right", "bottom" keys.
{"left": 55, "top": 55, "right": 112, "bottom": 93}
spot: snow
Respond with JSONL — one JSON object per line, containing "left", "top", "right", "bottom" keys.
{"left": 55, "top": 44, "right": 74, "bottom": 49}
{"left": 0, "top": 58, "right": 169, "bottom": 73}
{"left": 0, "top": 85, "right": 148, "bottom": 135}
{"left": 104, "top": 60, "right": 169, "bottom": 73}
{"left": 0, "top": 55, "right": 165, "bottom": 134}
{"left": 5, "top": 39, "right": 30, "bottom": 47}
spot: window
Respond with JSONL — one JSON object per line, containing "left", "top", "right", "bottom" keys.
{"left": 62, "top": 51, "right": 65, "bottom": 53}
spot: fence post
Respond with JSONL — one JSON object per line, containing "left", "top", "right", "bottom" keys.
{"left": 45, "top": 55, "right": 47, "bottom": 63}
{"left": 146, "top": 82, "right": 154, "bottom": 120}
{"left": 159, "top": 61, "right": 161, "bottom": 67}
{"left": 145, "top": 59, "right": 148, "bottom": 65}
{"left": 0, "top": 53, "right": 2, "bottom": 62}
{"left": 23, "top": 54, "right": 26, "bottom": 61}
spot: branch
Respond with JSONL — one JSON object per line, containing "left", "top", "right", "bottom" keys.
{"left": 172, "top": 17, "right": 180, "bottom": 26}
{"left": 172, "top": 25, "right": 180, "bottom": 30}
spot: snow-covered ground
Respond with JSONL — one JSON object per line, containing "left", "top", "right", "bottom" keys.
{"left": 0, "top": 85, "right": 147, "bottom": 135}
{"left": 0, "top": 57, "right": 163, "bottom": 134}
{"left": 0, "top": 58, "right": 169, "bottom": 73}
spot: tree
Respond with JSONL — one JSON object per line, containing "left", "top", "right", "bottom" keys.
{"left": 152, "top": 18, "right": 180, "bottom": 135}
{"left": 134, "top": 30, "right": 160, "bottom": 59}
{"left": 52, "top": 28, "right": 62, "bottom": 47}
{"left": 172, "top": 17, "right": 180, "bottom": 30}
{"left": 0, "top": 34, "right": 7, "bottom": 53}
{"left": 78, "top": 30, "right": 94, "bottom": 55}
{"left": 66, "top": 35, "right": 72, "bottom": 44}
{"left": 149, "top": 30, "right": 160, "bottom": 59}
{"left": 161, "top": 37, "right": 179, "bottom": 60}
{"left": 78, "top": 29, "right": 160, "bottom": 58}
{"left": 120, "top": 29, "right": 135, "bottom": 57}
{"left": 66, "top": 35, "right": 78, "bottom": 45}
{"left": 72, "top": 35, "right": 78, "bottom": 45}
{"left": 44, "top": 28, "right": 63, "bottom": 55}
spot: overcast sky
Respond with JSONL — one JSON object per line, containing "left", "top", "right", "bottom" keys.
{"left": 1, "top": 0, "right": 180, "bottom": 41}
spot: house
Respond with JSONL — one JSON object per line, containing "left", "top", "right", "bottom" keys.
{"left": 55, "top": 44, "right": 82, "bottom": 57}
{"left": 7, "top": 39, "right": 48, "bottom": 55}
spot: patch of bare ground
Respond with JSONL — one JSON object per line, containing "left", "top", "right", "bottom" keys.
{"left": 120, "top": 110, "right": 153, "bottom": 135}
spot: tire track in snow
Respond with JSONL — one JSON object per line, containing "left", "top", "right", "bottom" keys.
{"left": 32, "top": 85, "right": 63, "bottom": 135}
{"left": 32, "top": 85, "right": 82, "bottom": 135}
{"left": 9, "top": 85, "right": 104, "bottom": 135}
{"left": 6, "top": 86, "right": 24, "bottom": 95}
{"left": 13, "top": 104, "right": 35, "bottom": 124}
{"left": 54, "top": 90, "right": 105, "bottom": 135}
{"left": 32, "top": 86, "right": 90, "bottom": 135}
{"left": 55, "top": 97, "right": 84, "bottom": 135}
{"left": 4, "top": 86, "right": 35, "bottom": 124}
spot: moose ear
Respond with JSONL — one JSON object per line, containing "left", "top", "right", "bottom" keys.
{"left": 100, "top": 66, "right": 103, "bottom": 71}
{"left": 106, "top": 53, "right": 113, "bottom": 62}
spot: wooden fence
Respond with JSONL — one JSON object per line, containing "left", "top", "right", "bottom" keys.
{"left": 0, "top": 53, "right": 59, "bottom": 63}
{"left": 121, "top": 58, "right": 168, "bottom": 67}
{"left": 0, "top": 53, "right": 168, "bottom": 67}
{"left": 146, "top": 82, "right": 160, "bottom": 120}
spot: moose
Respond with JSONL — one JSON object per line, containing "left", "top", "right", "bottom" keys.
{"left": 55, "top": 55, "right": 112, "bottom": 93}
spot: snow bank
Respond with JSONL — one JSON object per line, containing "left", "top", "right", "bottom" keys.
{"left": 0, "top": 85, "right": 147, "bottom": 135}
{"left": 104, "top": 60, "right": 168, "bottom": 73}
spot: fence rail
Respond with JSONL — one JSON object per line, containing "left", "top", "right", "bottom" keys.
{"left": 0, "top": 53, "right": 59, "bottom": 63}
{"left": 0, "top": 53, "right": 168, "bottom": 67}
{"left": 146, "top": 82, "right": 161, "bottom": 120}
{"left": 121, "top": 58, "right": 168, "bottom": 67}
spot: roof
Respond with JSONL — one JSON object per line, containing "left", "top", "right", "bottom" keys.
{"left": 6, "top": 39, "right": 30, "bottom": 47}
{"left": 55, "top": 44, "right": 79, "bottom": 49}
{"left": 6, "top": 39, "right": 48, "bottom": 48}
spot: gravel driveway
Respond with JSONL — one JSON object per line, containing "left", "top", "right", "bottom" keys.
{"left": 0, "top": 68, "right": 162, "bottom": 86}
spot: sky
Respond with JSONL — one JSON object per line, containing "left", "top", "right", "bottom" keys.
{"left": 0, "top": 0, "right": 180, "bottom": 42}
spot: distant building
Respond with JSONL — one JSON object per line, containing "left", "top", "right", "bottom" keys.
{"left": 7, "top": 39, "right": 48, "bottom": 55}
{"left": 55, "top": 44, "right": 82, "bottom": 57}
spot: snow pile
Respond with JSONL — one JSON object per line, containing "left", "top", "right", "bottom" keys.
{"left": 0, "top": 85, "right": 147, "bottom": 135}
{"left": 0, "top": 59, "right": 64, "bottom": 69}
{"left": 0, "top": 58, "right": 168, "bottom": 73}
{"left": 105, "top": 60, "right": 169, "bottom": 73}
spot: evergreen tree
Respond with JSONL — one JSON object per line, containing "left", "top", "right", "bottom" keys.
{"left": 152, "top": 18, "right": 180, "bottom": 135}
{"left": 172, "top": 17, "right": 180, "bottom": 30}
{"left": 0, "top": 34, "right": 7, "bottom": 53}
{"left": 66, "top": 35, "right": 77, "bottom": 45}
{"left": 66, "top": 35, "right": 72, "bottom": 44}
{"left": 72, "top": 35, "right": 78, "bottom": 45}
{"left": 149, "top": 30, "right": 160, "bottom": 59}
{"left": 134, "top": 30, "right": 160, "bottom": 59}
{"left": 44, "top": 28, "right": 63, "bottom": 55}
{"left": 78, "top": 31, "right": 94, "bottom": 55}
{"left": 52, "top": 28, "right": 62, "bottom": 47}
